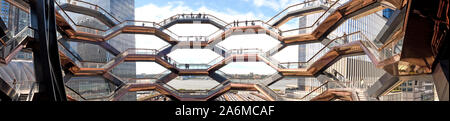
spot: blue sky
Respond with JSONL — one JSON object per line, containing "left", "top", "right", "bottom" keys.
{"left": 135, "top": 0, "right": 284, "bottom": 17}
{"left": 134, "top": 0, "right": 306, "bottom": 22}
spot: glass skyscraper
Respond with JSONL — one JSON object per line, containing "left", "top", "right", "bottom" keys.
{"left": 67, "top": 0, "right": 136, "bottom": 78}
{"left": 293, "top": 0, "right": 387, "bottom": 99}
{"left": 0, "top": 1, "right": 9, "bottom": 26}
{"left": 0, "top": 0, "right": 32, "bottom": 60}
{"left": 64, "top": 0, "right": 136, "bottom": 100}
{"left": 293, "top": 1, "right": 436, "bottom": 101}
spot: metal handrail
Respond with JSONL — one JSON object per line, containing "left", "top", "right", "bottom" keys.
{"left": 26, "top": 82, "right": 37, "bottom": 101}
{"left": 64, "top": 85, "right": 87, "bottom": 101}
{"left": 256, "top": 83, "right": 280, "bottom": 101}
{"left": 278, "top": 31, "right": 360, "bottom": 66}
{"left": 58, "top": 40, "right": 83, "bottom": 62}
{"left": 158, "top": 13, "right": 228, "bottom": 27}
{"left": 206, "top": 56, "right": 224, "bottom": 66}
{"left": 72, "top": 0, "right": 121, "bottom": 23}
{"left": 54, "top": 1, "right": 78, "bottom": 28}
{"left": 206, "top": 20, "right": 283, "bottom": 42}
{"left": 54, "top": 0, "right": 350, "bottom": 48}
{"left": 281, "top": 0, "right": 342, "bottom": 33}
{"left": 0, "top": 26, "right": 33, "bottom": 46}
{"left": 1, "top": 27, "right": 34, "bottom": 64}
{"left": 299, "top": 81, "right": 329, "bottom": 100}
{"left": 100, "top": 48, "right": 160, "bottom": 69}
{"left": 266, "top": 0, "right": 320, "bottom": 23}
{"left": 64, "top": 84, "right": 122, "bottom": 101}
{"left": 359, "top": 32, "right": 403, "bottom": 61}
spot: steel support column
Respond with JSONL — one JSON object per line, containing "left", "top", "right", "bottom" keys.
{"left": 433, "top": 28, "right": 449, "bottom": 101}
{"left": 29, "top": 0, "right": 66, "bottom": 101}
{"left": 0, "top": 18, "right": 7, "bottom": 37}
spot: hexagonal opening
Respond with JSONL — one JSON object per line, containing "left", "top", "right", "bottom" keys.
{"left": 217, "top": 34, "right": 281, "bottom": 52}
{"left": 167, "top": 49, "right": 223, "bottom": 69}
{"left": 106, "top": 33, "right": 136, "bottom": 52}
{"left": 65, "top": 75, "right": 117, "bottom": 100}
{"left": 272, "top": 31, "right": 368, "bottom": 68}
{"left": 168, "top": 24, "right": 221, "bottom": 36}
{"left": 271, "top": 45, "right": 300, "bottom": 63}
{"left": 167, "top": 76, "right": 220, "bottom": 91}
{"left": 272, "top": 43, "right": 326, "bottom": 69}
{"left": 270, "top": 55, "right": 389, "bottom": 101}
{"left": 65, "top": 41, "right": 115, "bottom": 63}
{"left": 109, "top": 62, "right": 169, "bottom": 83}
{"left": 108, "top": 34, "right": 171, "bottom": 53}
{"left": 65, "top": 11, "right": 110, "bottom": 31}
{"left": 218, "top": 62, "right": 278, "bottom": 84}
{"left": 278, "top": 17, "right": 300, "bottom": 32}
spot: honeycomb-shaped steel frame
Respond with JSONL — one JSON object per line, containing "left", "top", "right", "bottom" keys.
{"left": 1, "top": 0, "right": 416, "bottom": 101}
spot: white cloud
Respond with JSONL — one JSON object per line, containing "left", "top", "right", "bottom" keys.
{"left": 243, "top": 0, "right": 305, "bottom": 11}
{"left": 252, "top": 0, "right": 281, "bottom": 10}
{"left": 135, "top": 2, "right": 262, "bottom": 23}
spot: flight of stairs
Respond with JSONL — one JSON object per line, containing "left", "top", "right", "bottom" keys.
{"left": 17, "top": 94, "right": 29, "bottom": 101}
{"left": 355, "top": 90, "right": 368, "bottom": 101}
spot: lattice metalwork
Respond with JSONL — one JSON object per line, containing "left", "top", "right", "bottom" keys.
{"left": 1, "top": 0, "right": 423, "bottom": 101}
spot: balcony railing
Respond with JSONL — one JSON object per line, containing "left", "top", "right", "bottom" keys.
{"left": 56, "top": 0, "right": 121, "bottom": 25}
{"left": 159, "top": 14, "right": 228, "bottom": 28}
{"left": 255, "top": 83, "right": 281, "bottom": 101}
{"left": 276, "top": 31, "right": 402, "bottom": 69}
{"left": 280, "top": 0, "right": 348, "bottom": 36}
{"left": 12, "top": 81, "right": 37, "bottom": 101}
{"left": 1, "top": 27, "right": 34, "bottom": 63}
{"left": 101, "top": 48, "right": 159, "bottom": 69}
{"left": 266, "top": 0, "right": 324, "bottom": 25}
{"left": 157, "top": 80, "right": 230, "bottom": 98}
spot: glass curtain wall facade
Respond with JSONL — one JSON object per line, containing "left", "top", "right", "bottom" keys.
{"left": 79, "top": 0, "right": 135, "bottom": 78}
{"left": 0, "top": 0, "right": 32, "bottom": 60}
{"left": 0, "top": 0, "right": 33, "bottom": 99}
{"left": 0, "top": 0, "right": 9, "bottom": 26}
{"left": 64, "top": 0, "right": 136, "bottom": 100}
{"left": 0, "top": 0, "right": 439, "bottom": 101}
{"left": 380, "top": 80, "right": 435, "bottom": 101}
{"left": 296, "top": 0, "right": 387, "bottom": 97}
{"left": 295, "top": 1, "right": 435, "bottom": 101}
